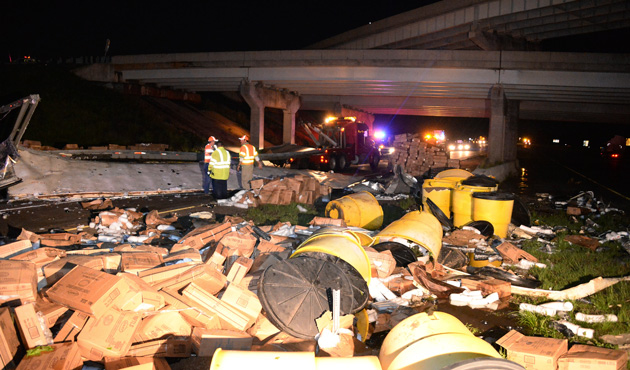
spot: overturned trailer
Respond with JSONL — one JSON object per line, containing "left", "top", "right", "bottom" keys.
{"left": 0, "top": 94, "right": 40, "bottom": 191}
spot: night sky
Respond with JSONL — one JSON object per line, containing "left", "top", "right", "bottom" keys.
{"left": 3, "top": 1, "right": 628, "bottom": 146}
{"left": 2, "top": 1, "right": 437, "bottom": 60}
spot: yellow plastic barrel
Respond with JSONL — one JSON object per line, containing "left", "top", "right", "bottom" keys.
{"left": 434, "top": 169, "right": 473, "bottom": 179}
{"left": 210, "top": 349, "right": 383, "bottom": 370}
{"left": 452, "top": 184, "right": 498, "bottom": 227}
{"left": 472, "top": 192, "right": 515, "bottom": 238}
{"left": 379, "top": 312, "right": 503, "bottom": 370}
{"left": 421, "top": 186, "right": 451, "bottom": 218}
{"left": 325, "top": 191, "right": 383, "bottom": 230}
{"left": 291, "top": 230, "right": 372, "bottom": 284}
{"left": 374, "top": 211, "right": 442, "bottom": 258}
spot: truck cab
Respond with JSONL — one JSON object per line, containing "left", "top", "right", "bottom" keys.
{"left": 308, "top": 117, "right": 380, "bottom": 171}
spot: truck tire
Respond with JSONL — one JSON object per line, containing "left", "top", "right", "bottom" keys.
{"left": 328, "top": 156, "right": 337, "bottom": 171}
{"left": 337, "top": 155, "right": 348, "bottom": 171}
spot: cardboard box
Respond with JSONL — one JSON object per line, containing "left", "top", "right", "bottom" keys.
{"left": 15, "top": 342, "right": 83, "bottom": 370}
{"left": 0, "top": 260, "right": 38, "bottom": 305}
{"left": 309, "top": 216, "right": 347, "bottom": 227}
{"left": 34, "top": 300, "right": 70, "bottom": 328}
{"left": 173, "top": 221, "right": 232, "bottom": 252}
{"left": 76, "top": 308, "right": 142, "bottom": 361}
{"left": 99, "top": 252, "right": 123, "bottom": 273}
{"left": 104, "top": 357, "right": 171, "bottom": 370}
{"left": 126, "top": 337, "right": 191, "bottom": 358}
{"left": 220, "top": 283, "right": 261, "bottom": 326}
{"left": 558, "top": 344, "right": 628, "bottom": 370}
{"left": 10, "top": 247, "right": 66, "bottom": 266}
{"left": 133, "top": 311, "right": 192, "bottom": 342}
{"left": 497, "top": 242, "right": 538, "bottom": 264}
{"left": 366, "top": 250, "right": 397, "bottom": 279}
{"left": 160, "top": 290, "right": 221, "bottom": 330}
{"left": 162, "top": 248, "right": 202, "bottom": 264}
{"left": 277, "top": 189, "right": 296, "bottom": 205}
{"left": 246, "top": 314, "right": 280, "bottom": 341}
{"left": 497, "top": 329, "right": 568, "bottom": 370}
{"left": 121, "top": 252, "right": 163, "bottom": 273}
{"left": 460, "top": 277, "right": 512, "bottom": 299}
{"left": 113, "top": 244, "right": 169, "bottom": 257}
{"left": 226, "top": 257, "right": 253, "bottom": 284}
{"left": 217, "top": 232, "right": 257, "bottom": 258}
{"left": 103, "top": 357, "right": 170, "bottom": 370}
{"left": 0, "top": 307, "right": 20, "bottom": 370}
{"left": 53, "top": 310, "right": 89, "bottom": 343}
{"left": 14, "top": 302, "right": 52, "bottom": 349}
{"left": 152, "top": 264, "right": 220, "bottom": 292}
{"left": 42, "top": 255, "right": 104, "bottom": 285}
{"left": 0, "top": 240, "right": 33, "bottom": 259}
{"left": 46, "top": 265, "right": 131, "bottom": 318}
{"left": 182, "top": 282, "right": 251, "bottom": 331}
{"left": 190, "top": 267, "right": 227, "bottom": 296}
{"left": 37, "top": 233, "right": 82, "bottom": 247}
{"left": 258, "top": 189, "right": 280, "bottom": 205}
{"left": 138, "top": 262, "right": 198, "bottom": 285}
{"left": 118, "top": 273, "right": 165, "bottom": 312}
{"left": 191, "top": 328, "right": 253, "bottom": 356}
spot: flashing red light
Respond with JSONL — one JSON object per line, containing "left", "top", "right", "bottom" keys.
{"left": 612, "top": 154, "right": 619, "bottom": 158}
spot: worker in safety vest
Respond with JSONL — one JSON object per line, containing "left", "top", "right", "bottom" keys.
{"left": 237, "top": 135, "right": 262, "bottom": 189}
{"left": 208, "top": 140, "right": 231, "bottom": 199}
{"left": 199, "top": 136, "right": 216, "bottom": 194}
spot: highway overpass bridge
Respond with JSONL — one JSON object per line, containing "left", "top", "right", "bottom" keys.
{"left": 77, "top": 0, "right": 630, "bottom": 164}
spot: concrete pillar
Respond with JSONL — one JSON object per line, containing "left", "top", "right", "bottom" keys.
{"left": 239, "top": 81, "right": 265, "bottom": 149}
{"left": 240, "top": 80, "right": 301, "bottom": 148}
{"left": 488, "top": 84, "right": 518, "bottom": 164}
{"left": 283, "top": 95, "right": 300, "bottom": 144}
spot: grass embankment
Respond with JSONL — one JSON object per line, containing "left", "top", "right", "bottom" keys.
{"left": 2, "top": 65, "right": 202, "bottom": 151}
{"left": 512, "top": 210, "right": 630, "bottom": 349}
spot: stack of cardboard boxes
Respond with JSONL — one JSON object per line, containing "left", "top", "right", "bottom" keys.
{"left": 0, "top": 212, "right": 310, "bottom": 369}
{"left": 243, "top": 175, "right": 331, "bottom": 207}
{"left": 390, "top": 133, "right": 460, "bottom": 176}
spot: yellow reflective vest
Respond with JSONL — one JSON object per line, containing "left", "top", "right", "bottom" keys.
{"left": 208, "top": 147, "right": 230, "bottom": 180}
{"left": 239, "top": 143, "right": 258, "bottom": 165}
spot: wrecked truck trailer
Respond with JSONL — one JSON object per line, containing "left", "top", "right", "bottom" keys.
{"left": 0, "top": 95, "right": 40, "bottom": 192}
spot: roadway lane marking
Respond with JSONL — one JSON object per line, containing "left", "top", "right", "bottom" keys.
{"left": 559, "top": 163, "right": 630, "bottom": 202}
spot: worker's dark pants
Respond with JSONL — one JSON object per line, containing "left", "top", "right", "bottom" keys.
{"left": 211, "top": 178, "right": 228, "bottom": 199}
{"left": 199, "top": 162, "right": 212, "bottom": 194}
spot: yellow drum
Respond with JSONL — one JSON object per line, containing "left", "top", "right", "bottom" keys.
{"left": 325, "top": 191, "right": 383, "bottom": 230}
{"left": 379, "top": 312, "right": 503, "bottom": 370}
{"left": 291, "top": 230, "right": 372, "bottom": 283}
{"left": 452, "top": 184, "right": 497, "bottom": 227}
{"left": 472, "top": 192, "right": 515, "bottom": 238}
{"left": 374, "top": 211, "right": 442, "bottom": 258}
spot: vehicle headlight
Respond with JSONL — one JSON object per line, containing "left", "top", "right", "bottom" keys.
{"left": 464, "top": 144, "right": 470, "bottom": 150}
{"left": 448, "top": 145, "right": 456, "bottom": 150}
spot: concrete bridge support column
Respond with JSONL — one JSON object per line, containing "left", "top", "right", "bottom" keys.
{"left": 283, "top": 96, "right": 300, "bottom": 145}
{"left": 488, "top": 85, "right": 518, "bottom": 164}
{"left": 240, "top": 82, "right": 265, "bottom": 149}
{"left": 240, "top": 80, "right": 301, "bottom": 149}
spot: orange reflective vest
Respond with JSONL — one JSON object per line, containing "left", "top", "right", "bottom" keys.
{"left": 239, "top": 143, "right": 258, "bottom": 165}
{"left": 204, "top": 143, "right": 215, "bottom": 163}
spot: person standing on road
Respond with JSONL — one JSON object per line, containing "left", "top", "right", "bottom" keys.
{"left": 199, "top": 136, "right": 217, "bottom": 194}
{"left": 208, "top": 140, "right": 230, "bottom": 199}
{"left": 237, "top": 135, "right": 263, "bottom": 189}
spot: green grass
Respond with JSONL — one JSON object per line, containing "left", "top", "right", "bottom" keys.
{"left": 512, "top": 210, "right": 630, "bottom": 347}
{"left": 520, "top": 238, "right": 630, "bottom": 290}
{"left": 245, "top": 202, "right": 319, "bottom": 226}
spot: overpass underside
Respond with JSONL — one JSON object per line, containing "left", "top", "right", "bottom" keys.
{"left": 90, "top": 49, "right": 630, "bottom": 165}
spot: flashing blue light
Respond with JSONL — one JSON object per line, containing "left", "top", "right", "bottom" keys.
{"left": 374, "top": 130, "right": 386, "bottom": 140}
